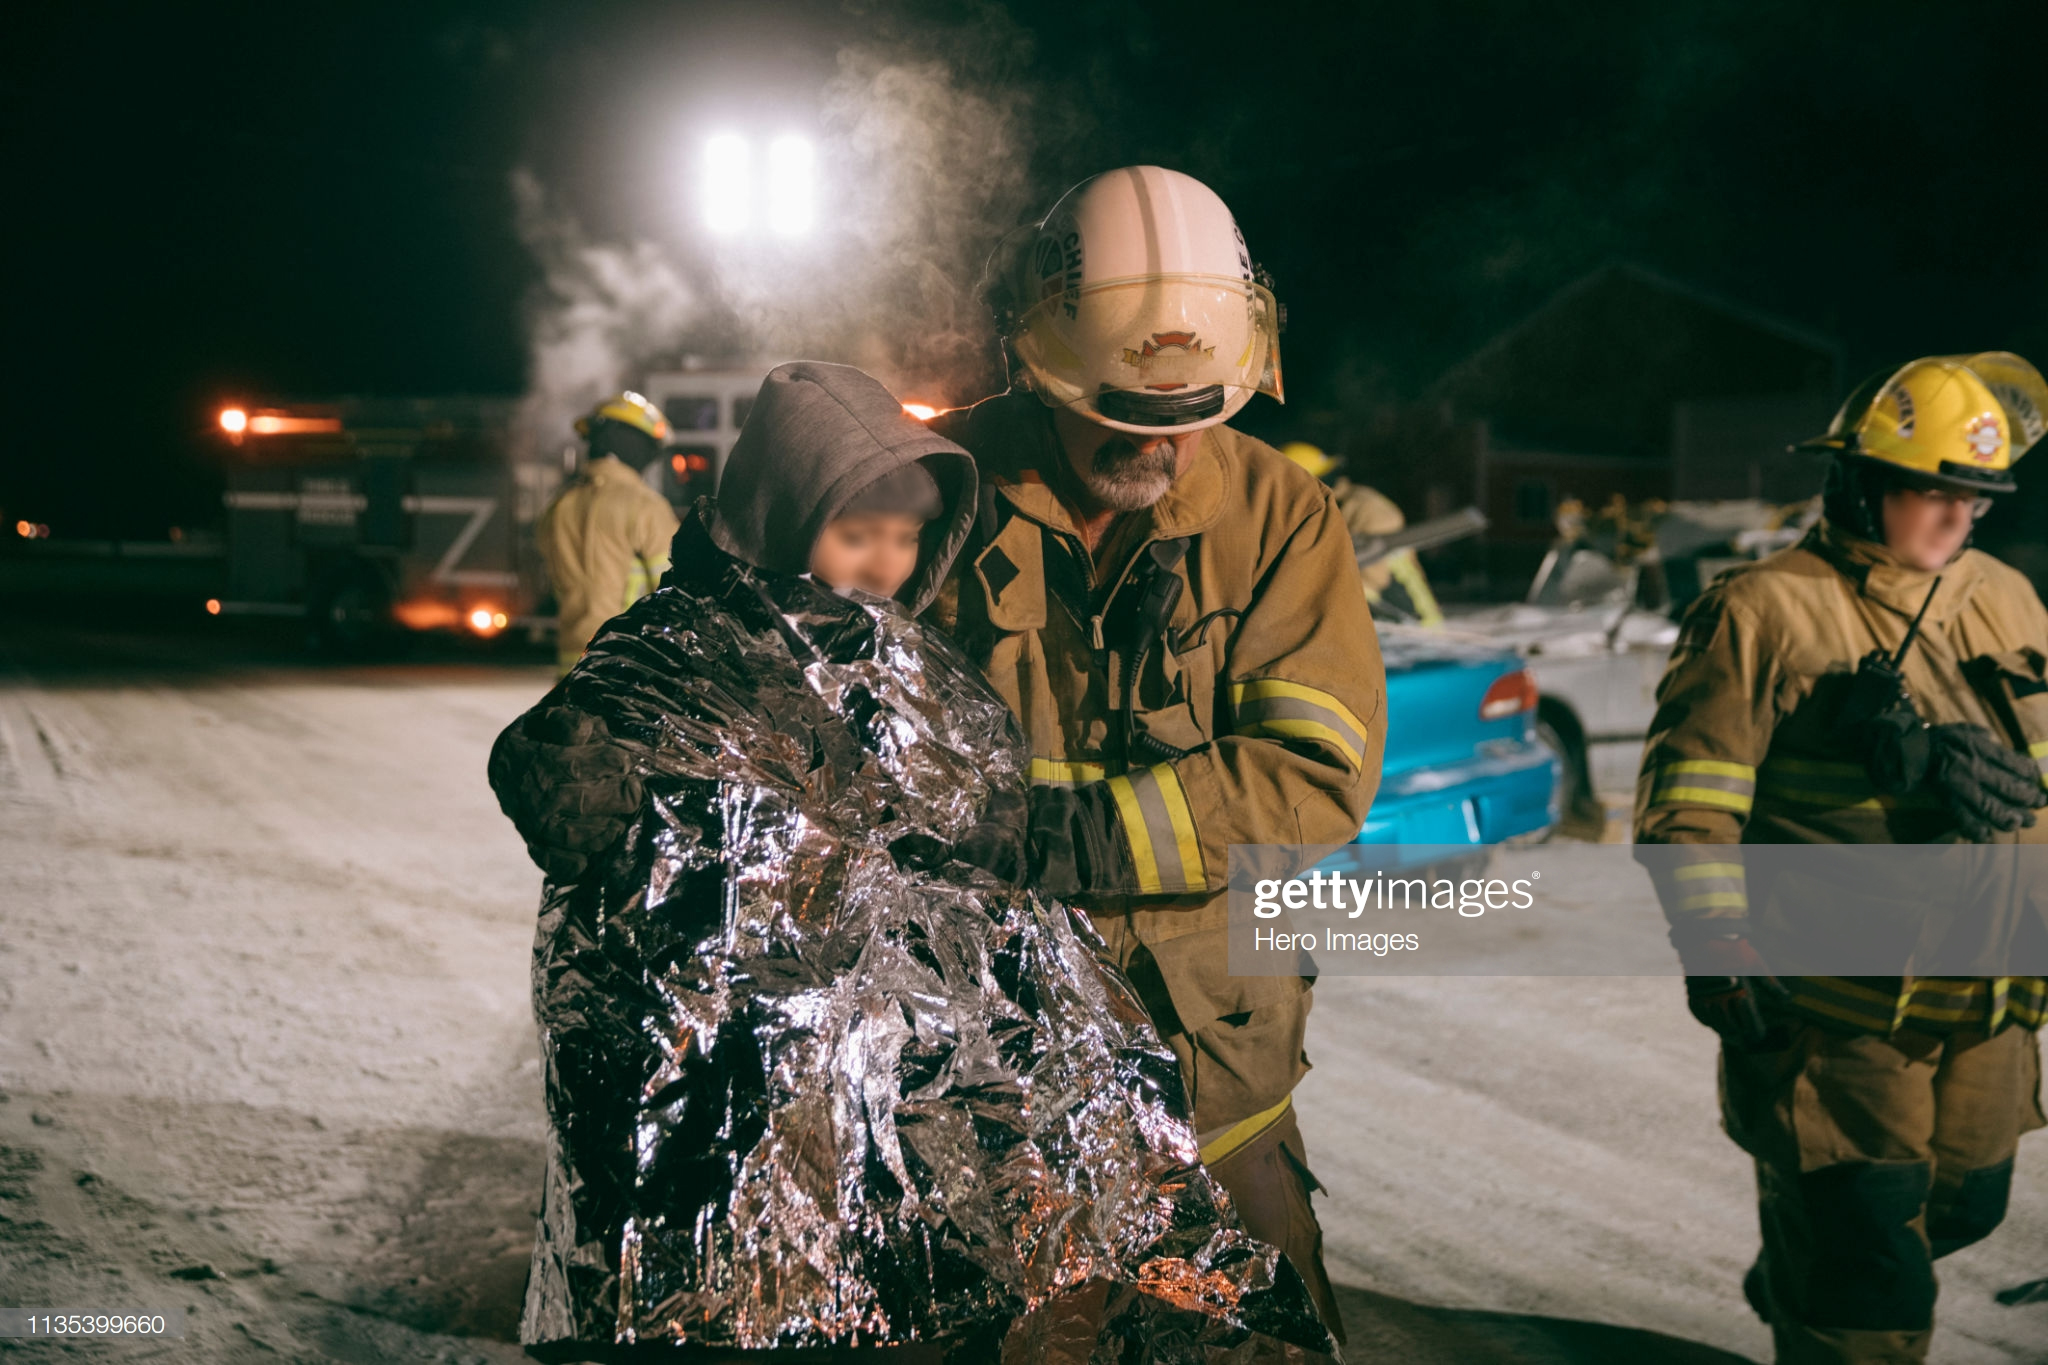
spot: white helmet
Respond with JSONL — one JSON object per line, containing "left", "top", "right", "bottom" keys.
{"left": 1006, "top": 166, "right": 1283, "bottom": 435}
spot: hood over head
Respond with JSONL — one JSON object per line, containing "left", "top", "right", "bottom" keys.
{"left": 708, "top": 362, "right": 977, "bottom": 615}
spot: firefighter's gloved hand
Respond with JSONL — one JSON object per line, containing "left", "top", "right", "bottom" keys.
{"left": 949, "top": 783, "right": 1028, "bottom": 885}
{"left": 1671, "top": 924, "right": 1790, "bottom": 1052}
{"left": 1927, "top": 723, "right": 2047, "bottom": 842}
{"left": 487, "top": 704, "right": 643, "bottom": 883}
{"left": 889, "top": 786, "right": 1027, "bottom": 885}
{"left": 1026, "top": 782, "right": 1137, "bottom": 898}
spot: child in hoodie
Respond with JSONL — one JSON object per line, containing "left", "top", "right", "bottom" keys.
{"left": 506, "top": 362, "right": 1334, "bottom": 1362}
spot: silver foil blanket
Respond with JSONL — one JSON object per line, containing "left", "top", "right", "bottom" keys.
{"left": 517, "top": 559, "right": 1340, "bottom": 1361}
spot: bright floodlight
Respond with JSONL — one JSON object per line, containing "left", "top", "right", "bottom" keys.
{"left": 704, "top": 134, "right": 750, "bottom": 235}
{"left": 765, "top": 135, "right": 815, "bottom": 237}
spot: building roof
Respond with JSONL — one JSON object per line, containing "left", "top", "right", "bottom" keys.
{"left": 1424, "top": 263, "right": 1841, "bottom": 458}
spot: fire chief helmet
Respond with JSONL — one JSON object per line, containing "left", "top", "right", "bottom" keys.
{"left": 1006, "top": 166, "right": 1283, "bottom": 436}
{"left": 575, "top": 391, "right": 672, "bottom": 444}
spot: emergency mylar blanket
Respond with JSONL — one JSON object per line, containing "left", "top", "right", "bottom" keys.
{"left": 517, "top": 535, "right": 1338, "bottom": 1361}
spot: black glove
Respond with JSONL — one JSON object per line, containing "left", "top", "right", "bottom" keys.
{"left": 1671, "top": 923, "right": 1791, "bottom": 1052}
{"left": 888, "top": 784, "right": 1028, "bottom": 885}
{"left": 950, "top": 781, "right": 1028, "bottom": 884}
{"left": 486, "top": 704, "right": 643, "bottom": 883}
{"left": 1926, "top": 723, "right": 2047, "bottom": 842}
{"left": 1026, "top": 783, "right": 1136, "bottom": 898}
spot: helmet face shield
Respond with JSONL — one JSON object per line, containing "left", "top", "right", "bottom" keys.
{"left": 1012, "top": 274, "right": 1283, "bottom": 435}
{"left": 1945, "top": 351, "right": 2048, "bottom": 456}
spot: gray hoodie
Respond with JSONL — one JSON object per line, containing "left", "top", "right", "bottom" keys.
{"left": 707, "top": 362, "right": 977, "bottom": 616}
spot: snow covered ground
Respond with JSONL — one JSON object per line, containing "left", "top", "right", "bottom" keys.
{"left": 2, "top": 620, "right": 2042, "bottom": 1363}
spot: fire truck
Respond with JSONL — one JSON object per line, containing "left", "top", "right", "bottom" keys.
{"left": 212, "top": 368, "right": 776, "bottom": 651}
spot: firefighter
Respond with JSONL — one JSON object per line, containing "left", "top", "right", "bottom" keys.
{"left": 487, "top": 166, "right": 1385, "bottom": 1346}
{"left": 1634, "top": 352, "right": 2048, "bottom": 1364}
{"left": 535, "top": 392, "right": 680, "bottom": 675}
{"left": 1282, "top": 441, "right": 1444, "bottom": 625}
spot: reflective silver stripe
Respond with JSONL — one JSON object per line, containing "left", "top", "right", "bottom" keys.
{"left": 1670, "top": 857, "right": 1747, "bottom": 913}
{"left": 1229, "top": 680, "right": 1368, "bottom": 769}
{"left": 1105, "top": 763, "right": 1204, "bottom": 894}
{"left": 1648, "top": 759, "right": 1755, "bottom": 812}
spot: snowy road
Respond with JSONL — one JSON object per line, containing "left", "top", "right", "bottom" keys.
{"left": 1, "top": 621, "right": 2042, "bottom": 1363}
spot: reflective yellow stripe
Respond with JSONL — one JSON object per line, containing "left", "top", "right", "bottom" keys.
{"left": 1156, "top": 768, "right": 1204, "bottom": 890}
{"left": 1237, "top": 717, "right": 1364, "bottom": 767}
{"left": 1672, "top": 862, "right": 1746, "bottom": 881}
{"left": 1665, "top": 759, "right": 1757, "bottom": 780}
{"left": 1650, "top": 759, "right": 1755, "bottom": 813}
{"left": 1105, "top": 775, "right": 1160, "bottom": 893}
{"left": 1029, "top": 757, "right": 1111, "bottom": 786}
{"left": 1782, "top": 977, "right": 2028, "bottom": 1035}
{"left": 1677, "top": 892, "right": 1749, "bottom": 911}
{"left": 1657, "top": 785, "right": 1753, "bottom": 811}
{"left": 1798, "top": 976, "right": 1898, "bottom": 1004}
{"left": 1229, "top": 679, "right": 1368, "bottom": 769}
{"left": 1105, "top": 762, "right": 1205, "bottom": 894}
{"left": 2029, "top": 741, "right": 2048, "bottom": 757}
{"left": 1198, "top": 1095, "right": 1292, "bottom": 1166}
{"left": 621, "top": 553, "right": 669, "bottom": 611}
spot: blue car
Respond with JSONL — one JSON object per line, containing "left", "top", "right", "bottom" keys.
{"left": 1356, "top": 623, "right": 1560, "bottom": 860}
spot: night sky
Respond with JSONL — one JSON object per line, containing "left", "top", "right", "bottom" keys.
{"left": 6, "top": 0, "right": 2047, "bottom": 538}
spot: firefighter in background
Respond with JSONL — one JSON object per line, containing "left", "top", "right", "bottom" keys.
{"left": 489, "top": 166, "right": 1384, "bottom": 1348}
{"left": 1634, "top": 353, "right": 2048, "bottom": 1364}
{"left": 535, "top": 392, "right": 681, "bottom": 676}
{"left": 1283, "top": 441, "right": 1444, "bottom": 625}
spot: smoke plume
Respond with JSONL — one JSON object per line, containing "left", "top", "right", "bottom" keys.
{"left": 510, "top": 167, "right": 702, "bottom": 466}
{"left": 513, "top": 15, "right": 1056, "bottom": 457}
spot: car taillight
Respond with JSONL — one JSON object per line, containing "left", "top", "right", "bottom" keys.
{"left": 1479, "top": 668, "right": 1539, "bottom": 720}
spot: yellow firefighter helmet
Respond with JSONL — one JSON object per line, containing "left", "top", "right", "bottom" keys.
{"left": 574, "top": 391, "right": 671, "bottom": 443}
{"left": 1281, "top": 441, "right": 1339, "bottom": 478}
{"left": 1799, "top": 352, "right": 2048, "bottom": 494}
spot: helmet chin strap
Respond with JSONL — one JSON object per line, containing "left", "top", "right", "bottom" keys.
{"left": 1822, "top": 454, "right": 1891, "bottom": 542}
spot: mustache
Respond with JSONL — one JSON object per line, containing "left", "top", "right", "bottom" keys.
{"left": 1088, "top": 437, "right": 1177, "bottom": 479}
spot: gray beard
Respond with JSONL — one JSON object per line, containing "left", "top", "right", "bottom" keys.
{"left": 1077, "top": 438, "right": 1176, "bottom": 511}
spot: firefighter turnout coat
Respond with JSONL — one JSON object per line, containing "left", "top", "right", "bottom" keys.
{"left": 928, "top": 392, "right": 1387, "bottom": 1154}
{"left": 536, "top": 454, "right": 681, "bottom": 674}
{"left": 1635, "top": 519, "right": 2048, "bottom": 1034}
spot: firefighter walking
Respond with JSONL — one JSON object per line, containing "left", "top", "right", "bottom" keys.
{"left": 535, "top": 391, "right": 680, "bottom": 676}
{"left": 1634, "top": 352, "right": 2048, "bottom": 1364}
